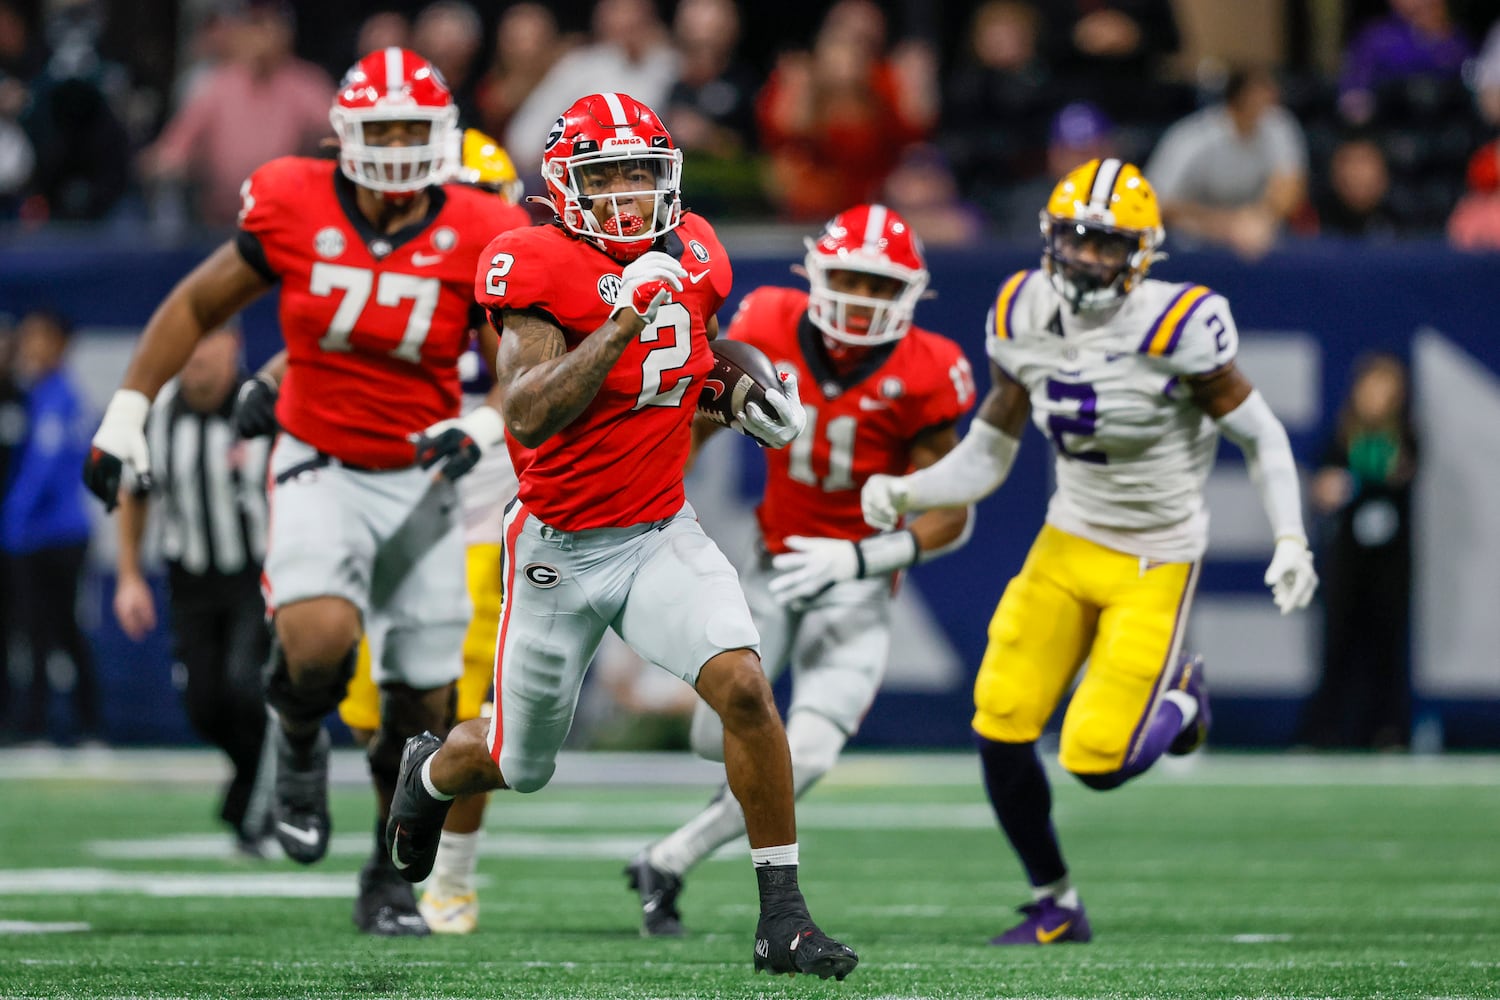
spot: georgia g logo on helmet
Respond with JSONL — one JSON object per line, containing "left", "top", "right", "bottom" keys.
{"left": 1039, "top": 158, "right": 1165, "bottom": 313}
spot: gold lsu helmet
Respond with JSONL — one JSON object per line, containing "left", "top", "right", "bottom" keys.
{"left": 1039, "top": 158, "right": 1165, "bottom": 311}
{"left": 447, "top": 127, "right": 524, "bottom": 204}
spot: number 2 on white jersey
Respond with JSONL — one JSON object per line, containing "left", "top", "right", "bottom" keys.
{"left": 310, "top": 262, "right": 439, "bottom": 363}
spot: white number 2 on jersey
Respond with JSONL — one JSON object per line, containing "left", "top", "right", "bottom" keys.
{"left": 635, "top": 302, "right": 693, "bottom": 409}
{"left": 310, "top": 262, "right": 440, "bottom": 363}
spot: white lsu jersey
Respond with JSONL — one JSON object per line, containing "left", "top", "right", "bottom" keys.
{"left": 457, "top": 341, "right": 518, "bottom": 546}
{"left": 986, "top": 269, "right": 1239, "bottom": 563}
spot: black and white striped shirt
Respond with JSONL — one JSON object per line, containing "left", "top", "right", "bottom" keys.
{"left": 146, "top": 379, "right": 269, "bottom": 576}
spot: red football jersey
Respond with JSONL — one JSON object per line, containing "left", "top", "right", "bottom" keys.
{"left": 727, "top": 287, "right": 975, "bottom": 553}
{"left": 238, "top": 157, "right": 529, "bottom": 467}
{"left": 476, "top": 214, "right": 732, "bottom": 531}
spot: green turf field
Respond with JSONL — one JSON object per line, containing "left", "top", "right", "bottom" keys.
{"left": 1, "top": 750, "right": 1497, "bottom": 1000}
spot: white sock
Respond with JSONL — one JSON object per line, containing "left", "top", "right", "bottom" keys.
{"left": 1162, "top": 689, "right": 1199, "bottom": 731}
{"left": 649, "top": 789, "right": 747, "bottom": 877}
{"left": 420, "top": 756, "right": 454, "bottom": 801}
{"left": 1033, "top": 876, "right": 1079, "bottom": 910}
{"left": 428, "top": 830, "right": 479, "bottom": 898}
{"left": 750, "top": 843, "right": 799, "bottom": 868}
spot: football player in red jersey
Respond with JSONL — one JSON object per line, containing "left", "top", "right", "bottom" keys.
{"left": 382, "top": 91, "right": 858, "bottom": 980}
{"left": 625, "top": 204, "right": 977, "bottom": 935}
{"left": 82, "top": 48, "right": 530, "bottom": 936}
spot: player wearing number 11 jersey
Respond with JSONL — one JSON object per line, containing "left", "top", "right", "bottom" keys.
{"left": 82, "top": 48, "right": 529, "bottom": 936}
{"left": 861, "top": 159, "right": 1319, "bottom": 945}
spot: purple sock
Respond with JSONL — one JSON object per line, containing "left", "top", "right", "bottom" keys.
{"left": 975, "top": 734, "right": 1067, "bottom": 887}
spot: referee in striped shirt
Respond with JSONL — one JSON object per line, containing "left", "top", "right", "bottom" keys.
{"left": 113, "top": 326, "right": 274, "bottom": 855}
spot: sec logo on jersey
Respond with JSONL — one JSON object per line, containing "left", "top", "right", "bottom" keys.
{"left": 597, "top": 273, "right": 622, "bottom": 305}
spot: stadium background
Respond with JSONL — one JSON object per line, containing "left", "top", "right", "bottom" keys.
{"left": 2, "top": 0, "right": 1499, "bottom": 750}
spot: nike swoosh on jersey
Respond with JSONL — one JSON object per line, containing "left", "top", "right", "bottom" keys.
{"left": 276, "top": 822, "right": 322, "bottom": 847}
{"left": 687, "top": 270, "right": 709, "bottom": 284}
{"left": 411, "top": 252, "right": 445, "bottom": 267}
{"left": 858, "top": 397, "right": 891, "bottom": 411}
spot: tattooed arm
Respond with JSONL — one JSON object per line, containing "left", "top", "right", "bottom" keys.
{"left": 496, "top": 307, "right": 646, "bottom": 448}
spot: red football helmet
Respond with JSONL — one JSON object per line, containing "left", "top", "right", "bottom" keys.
{"left": 541, "top": 92, "right": 683, "bottom": 261}
{"left": 804, "top": 204, "right": 930, "bottom": 346}
{"left": 330, "top": 47, "right": 458, "bottom": 195}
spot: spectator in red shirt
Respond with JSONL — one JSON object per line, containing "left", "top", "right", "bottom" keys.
{"left": 756, "top": 0, "right": 934, "bottom": 221}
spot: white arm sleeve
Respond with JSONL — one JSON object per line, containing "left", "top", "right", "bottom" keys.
{"left": 1215, "top": 389, "right": 1307, "bottom": 544}
{"left": 902, "top": 419, "right": 1020, "bottom": 511}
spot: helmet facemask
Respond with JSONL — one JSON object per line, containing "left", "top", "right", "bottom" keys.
{"left": 803, "top": 243, "right": 928, "bottom": 346}
{"left": 1041, "top": 213, "right": 1158, "bottom": 312}
{"left": 331, "top": 105, "right": 457, "bottom": 194}
{"left": 547, "top": 147, "right": 683, "bottom": 261}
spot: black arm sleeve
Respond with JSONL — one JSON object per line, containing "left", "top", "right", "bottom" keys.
{"left": 235, "top": 230, "right": 278, "bottom": 285}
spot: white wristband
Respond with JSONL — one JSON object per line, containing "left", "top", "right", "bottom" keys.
{"left": 856, "top": 530, "right": 919, "bottom": 577}
{"left": 103, "top": 389, "right": 152, "bottom": 428}
{"left": 460, "top": 405, "right": 507, "bottom": 450}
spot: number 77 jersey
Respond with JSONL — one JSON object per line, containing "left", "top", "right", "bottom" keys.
{"left": 475, "top": 213, "right": 732, "bottom": 531}
{"left": 237, "top": 157, "right": 529, "bottom": 468}
{"left": 985, "top": 268, "right": 1241, "bottom": 556}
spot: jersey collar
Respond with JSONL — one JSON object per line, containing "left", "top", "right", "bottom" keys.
{"left": 796, "top": 313, "right": 899, "bottom": 400}
{"left": 333, "top": 171, "right": 448, "bottom": 260}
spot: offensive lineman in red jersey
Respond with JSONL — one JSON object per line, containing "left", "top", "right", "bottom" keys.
{"left": 626, "top": 204, "right": 977, "bottom": 935}
{"left": 383, "top": 91, "right": 859, "bottom": 980}
{"left": 82, "top": 49, "right": 530, "bottom": 936}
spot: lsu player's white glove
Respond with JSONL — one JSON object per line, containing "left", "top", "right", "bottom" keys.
{"left": 741, "top": 370, "right": 807, "bottom": 449}
{"left": 83, "top": 389, "right": 153, "bottom": 512}
{"left": 612, "top": 251, "right": 686, "bottom": 325}
{"left": 412, "top": 405, "right": 506, "bottom": 482}
{"left": 1264, "top": 537, "right": 1318, "bottom": 614}
{"left": 861, "top": 473, "right": 911, "bottom": 532}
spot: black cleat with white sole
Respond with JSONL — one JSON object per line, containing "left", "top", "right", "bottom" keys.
{"left": 272, "top": 725, "right": 331, "bottom": 865}
{"left": 624, "top": 852, "right": 685, "bottom": 937}
{"left": 384, "top": 732, "right": 451, "bottom": 884}
{"left": 754, "top": 909, "right": 859, "bottom": 980}
{"left": 354, "top": 855, "right": 431, "bottom": 937}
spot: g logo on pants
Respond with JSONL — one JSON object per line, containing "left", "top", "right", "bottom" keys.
{"left": 524, "top": 563, "right": 561, "bottom": 588}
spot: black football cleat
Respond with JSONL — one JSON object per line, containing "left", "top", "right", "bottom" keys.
{"left": 271, "top": 726, "right": 331, "bottom": 865}
{"left": 354, "top": 855, "right": 430, "bottom": 937}
{"left": 754, "top": 909, "right": 859, "bottom": 980}
{"left": 624, "top": 853, "right": 685, "bottom": 937}
{"left": 385, "top": 732, "right": 452, "bottom": 884}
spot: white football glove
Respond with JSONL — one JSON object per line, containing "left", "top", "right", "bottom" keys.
{"left": 741, "top": 370, "right": 807, "bottom": 449}
{"left": 412, "top": 405, "right": 505, "bottom": 482}
{"left": 1264, "top": 537, "right": 1318, "bottom": 614}
{"left": 768, "top": 531, "right": 920, "bottom": 606}
{"left": 83, "top": 389, "right": 153, "bottom": 512}
{"left": 612, "top": 251, "right": 687, "bottom": 325}
{"left": 769, "top": 536, "right": 859, "bottom": 605}
{"left": 861, "top": 473, "right": 911, "bottom": 531}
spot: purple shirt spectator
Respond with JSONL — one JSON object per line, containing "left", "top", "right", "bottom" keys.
{"left": 1340, "top": 11, "right": 1472, "bottom": 96}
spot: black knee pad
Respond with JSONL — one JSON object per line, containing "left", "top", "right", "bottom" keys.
{"left": 367, "top": 682, "right": 456, "bottom": 786}
{"left": 264, "top": 639, "right": 357, "bottom": 727}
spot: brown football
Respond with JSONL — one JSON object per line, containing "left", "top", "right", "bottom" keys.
{"left": 697, "top": 339, "right": 782, "bottom": 429}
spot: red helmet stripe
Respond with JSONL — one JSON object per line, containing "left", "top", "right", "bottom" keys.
{"left": 862, "top": 204, "right": 888, "bottom": 252}
{"left": 385, "top": 46, "right": 404, "bottom": 98}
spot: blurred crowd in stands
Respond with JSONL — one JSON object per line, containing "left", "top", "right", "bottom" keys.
{"left": 3, "top": 0, "right": 1500, "bottom": 253}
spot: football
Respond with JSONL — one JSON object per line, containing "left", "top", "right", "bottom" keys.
{"left": 697, "top": 339, "right": 783, "bottom": 429}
